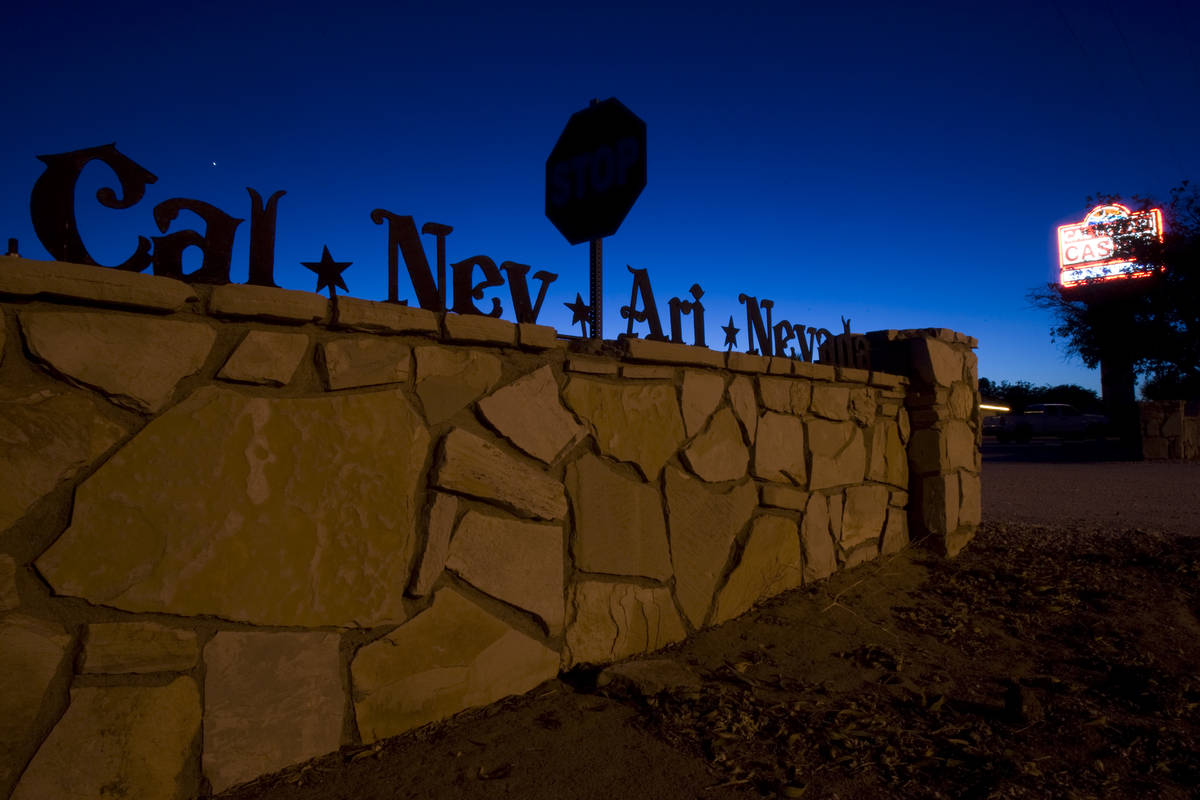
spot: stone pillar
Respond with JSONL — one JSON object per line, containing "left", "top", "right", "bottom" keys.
{"left": 867, "top": 329, "right": 980, "bottom": 557}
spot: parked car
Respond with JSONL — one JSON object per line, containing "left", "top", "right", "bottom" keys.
{"left": 983, "top": 403, "right": 1109, "bottom": 443}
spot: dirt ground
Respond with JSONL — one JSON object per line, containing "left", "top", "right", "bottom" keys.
{"left": 217, "top": 446, "right": 1200, "bottom": 800}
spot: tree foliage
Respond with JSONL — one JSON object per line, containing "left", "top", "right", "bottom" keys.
{"left": 978, "top": 378, "right": 1102, "bottom": 413}
{"left": 1029, "top": 181, "right": 1200, "bottom": 400}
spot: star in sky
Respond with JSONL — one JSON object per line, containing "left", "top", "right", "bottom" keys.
{"left": 564, "top": 292, "right": 590, "bottom": 336}
{"left": 301, "top": 245, "right": 351, "bottom": 297}
{"left": 721, "top": 315, "right": 740, "bottom": 351}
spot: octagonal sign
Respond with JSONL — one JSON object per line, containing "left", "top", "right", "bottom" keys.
{"left": 545, "top": 98, "right": 646, "bottom": 245}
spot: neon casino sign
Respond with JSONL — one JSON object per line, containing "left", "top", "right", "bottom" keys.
{"left": 1057, "top": 204, "right": 1164, "bottom": 288}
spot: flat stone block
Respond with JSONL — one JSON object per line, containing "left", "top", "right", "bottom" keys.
{"left": 565, "top": 355, "right": 617, "bottom": 374}
{"left": 446, "top": 510, "right": 564, "bottom": 634}
{"left": 209, "top": 283, "right": 329, "bottom": 324}
{"left": 0, "top": 257, "right": 196, "bottom": 311}
{"left": 321, "top": 337, "right": 411, "bottom": 390}
{"left": 801, "top": 494, "right": 836, "bottom": 582}
{"left": 0, "top": 387, "right": 128, "bottom": 534}
{"left": 434, "top": 428, "right": 567, "bottom": 520}
{"left": 83, "top": 621, "right": 199, "bottom": 674}
{"left": 728, "top": 375, "right": 758, "bottom": 443}
{"left": 36, "top": 386, "right": 428, "bottom": 628}
{"left": 0, "top": 615, "right": 72, "bottom": 796}
{"left": 868, "top": 371, "right": 905, "bottom": 389}
{"left": 682, "top": 370, "right": 724, "bottom": 436}
{"left": 352, "top": 588, "right": 559, "bottom": 743}
{"left": 217, "top": 329, "right": 308, "bottom": 386}
{"left": 563, "top": 376, "right": 685, "bottom": 480}
{"left": 20, "top": 311, "right": 216, "bottom": 413}
{"left": 726, "top": 351, "right": 768, "bottom": 373}
{"left": 712, "top": 514, "right": 803, "bottom": 624}
{"left": 333, "top": 296, "right": 438, "bottom": 334}
{"left": 478, "top": 366, "right": 584, "bottom": 463}
{"left": 767, "top": 357, "right": 793, "bottom": 375}
{"left": 567, "top": 453, "right": 672, "bottom": 582}
{"left": 623, "top": 337, "right": 724, "bottom": 368}
{"left": 517, "top": 322, "right": 560, "bottom": 349}
{"left": 623, "top": 364, "right": 675, "bottom": 380}
{"left": 443, "top": 313, "right": 517, "bottom": 345}
{"left": 760, "top": 484, "right": 808, "bottom": 510}
{"left": 203, "top": 632, "right": 342, "bottom": 794}
{"left": 408, "top": 493, "right": 458, "bottom": 597}
{"left": 0, "top": 554, "right": 16, "bottom": 611}
{"left": 792, "top": 361, "right": 837, "bottom": 381}
{"left": 565, "top": 581, "right": 686, "bottom": 666}
{"left": 683, "top": 407, "right": 750, "bottom": 483}
{"left": 836, "top": 366, "right": 871, "bottom": 384}
{"left": 12, "top": 678, "right": 200, "bottom": 800}
{"left": 415, "top": 345, "right": 502, "bottom": 425}
{"left": 752, "top": 412, "right": 806, "bottom": 485}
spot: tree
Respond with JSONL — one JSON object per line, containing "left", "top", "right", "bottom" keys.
{"left": 1030, "top": 181, "right": 1200, "bottom": 445}
{"left": 979, "top": 378, "right": 1102, "bottom": 413}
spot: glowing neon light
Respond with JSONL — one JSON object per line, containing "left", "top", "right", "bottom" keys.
{"left": 1057, "top": 204, "right": 1163, "bottom": 288}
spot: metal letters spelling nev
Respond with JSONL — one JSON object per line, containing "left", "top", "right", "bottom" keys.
{"left": 26, "top": 143, "right": 867, "bottom": 367}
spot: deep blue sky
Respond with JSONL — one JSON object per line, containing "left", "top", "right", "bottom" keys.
{"left": 5, "top": 0, "right": 1199, "bottom": 393}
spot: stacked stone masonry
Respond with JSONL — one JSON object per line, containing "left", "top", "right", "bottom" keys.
{"left": 1141, "top": 400, "right": 1200, "bottom": 461}
{"left": 0, "top": 257, "right": 981, "bottom": 798}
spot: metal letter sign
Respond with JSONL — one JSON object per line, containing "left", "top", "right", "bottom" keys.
{"left": 545, "top": 98, "right": 647, "bottom": 339}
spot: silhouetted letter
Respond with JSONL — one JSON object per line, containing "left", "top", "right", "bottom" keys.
{"left": 621, "top": 265, "right": 666, "bottom": 340}
{"left": 421, "top": 222, "right": 454, "bottom": 311}
{"left": 151, "top": 198, "right": 242, "bottom": 283}
{"left": 370, "top": 210, "right": 439, "bottom": 307}
{"left": 502, "top": 262, "right": 557, "bottom": 323}
{"left": 247, "top": 188, "right": 285, "bottom": 287}
{"left": 668, "top": 283, "right": 706, "bottom": 346}
{"left": 738, "top": 294, "right": 774, "bottom": 356}
{"left": 29, "top": 143, "right": 157, "bottom": 270}
{"left": 452, "top": 255, "right": 504, "bottom": 316}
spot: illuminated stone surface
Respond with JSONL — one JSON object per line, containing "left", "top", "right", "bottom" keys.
{"left": 566, "top": 453, "right": 672, "bottom": 581}
{"left": 728, "top": 375, "right": 758, "bottom": 443}
{"left": 959, "top": 470, "right": 982, "bottom": 528}
{"left": 321, "top": 337, "right": 411, "bottom": 390}
{"left": 760, "top": 484, "right": 808, "bottom": 510}
{"left": 808, "top": 419, "right": 866, "bottom": 490}
{"left": 351, "top": 588, "right": 559, "bottom": 743}
{"left": 414, "top": 345, "right": 502, "bottom": 424}
{"left": 946, "top": 420, "right": 977, "bottom": 470}
{"left": 841, "top": 484, "right": 889, "bottom": 551}
{"left": 0, "top": 256, "right": 196, "bottom": 311}
{"left": 810, "top": 384, "right": 850, "bottom": 421}
{"left": 0, "top": 387, "right": 127, "bottom": 534}
{"left": 82, "top": 621, "right": 199, "bottom": 674}
{"left": 333, "top": 295, "right": 438, "bottom": 334}
{"left": 0, "top": 615, "right": 72, "bottom": 797}
{"left": 867, "top": 421, "right": 907, "bottom": 488}
{"left": 752, "top": 412, "right": 807, "bottom": 485}
{"left": 683, "top": 407, "right": 750, "bottom": 483}
{"left": 203, "top": 632, "right": 342, "bottom": 794}
{"left": 11, "top": 678, "right": 199, "bottom": 800}
{"left": 880, "top": 507, "right": 909, "bottom": 555}
{"left": 759, "top": 376, "right": 810, "bottom": 415}
{"left": 681, "top": 370, "right": 724, "bottom": 436}
{"left": 445, "top": 510, "right": 564, "bottom": 634}
{"left": 408, "top": 492, "right": 458, "bottom": 597}
{"left": 563, "top": 376, "right": 686, "bottom": 480}
{"left": 0, "top": 555, "right": 16, "bottom": 610}
{"left": 217, "top": 330, "right": 308, "bottom": 386}
{"left": 920, "top": 472, "right": 960, "bottom": 539}
{"left": 36, "top": 385, "right": 428, "bottom": 627}
{"left": 912, "top": 337, "right": 963, "bottom": 387}
{"left": 949, "top": 382, "right": 975, "bottom": 419}
{"left": 478, "top": 366, "right": 584, "bottom": 463}
{"left": 712, "top": 514, "right": 803, "bottom": 624}
{"left": 843, "top": 542, "right": 879, "bottom": 568}
{"left": 849, "top": 387, "right": 876, "bottom": 426}
{"left": 442, "top": 313, "right": 517, "bottom": 345}
{"left": 434, "top": 428, "right": 567, "bottom": 520}
{"left": 20, "top": 311, "right": 215, "bottom": 412}
{"left": 517, "top": 322, "right": 559, "bottom": 349}
{"left": 564, "top": 580, "right": 685, "bottom": 666}
{"left": 209, "top": 283, "right": 328, "bottom": 323}
{"left": 665, "top": 466, "right": 757, "bottom": 627}
{"left": 801, "top": 494, "right": 836, "bottom": 582}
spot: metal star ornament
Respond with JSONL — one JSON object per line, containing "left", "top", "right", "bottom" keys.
{"left": 722, "top": 315, "right": 740, "bottom": 351}
{"left": 565, "top": 292, "right": 591, "bottom": 337}
{"left": 302, "top": 245, "right": 351, "bottom": 297}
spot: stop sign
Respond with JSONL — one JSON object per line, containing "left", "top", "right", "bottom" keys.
{"left": 545, "top": 98, "right": 646, "bottom": 245}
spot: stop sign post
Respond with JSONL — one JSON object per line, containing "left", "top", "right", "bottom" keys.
{"left": 546, "top": 98, "right": 646, "bottom": 339}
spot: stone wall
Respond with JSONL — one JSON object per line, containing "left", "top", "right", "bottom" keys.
{"left": 1141, "top": 400, "right": 1200, "bottom": 460}
{"left": 0, "top": 257, "right": 980, "bottom": 798}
